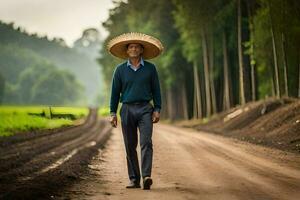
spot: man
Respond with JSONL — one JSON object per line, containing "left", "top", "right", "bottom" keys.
{"left": 107, "top": 32, "right": 163, "bottom": 190}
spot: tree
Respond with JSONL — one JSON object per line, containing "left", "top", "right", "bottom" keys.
{"left": 0, "top": 73, "right": 5, "bottom": 104}
{"left": 237, "top": 0, "right": 246, "bottom": 104}
{"left": 30, "top": 69, "right": 84, "bottom": 105}
{"left": 98, "top": 0, "right": 300, "bottom": 121}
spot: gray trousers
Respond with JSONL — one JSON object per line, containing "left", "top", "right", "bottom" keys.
{"left": 120, "top": 102, "right": 154, "bottom": 183}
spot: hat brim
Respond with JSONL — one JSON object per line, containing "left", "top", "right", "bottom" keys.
{"left": 107, "top": 33, "right": 163, "bottom": 60}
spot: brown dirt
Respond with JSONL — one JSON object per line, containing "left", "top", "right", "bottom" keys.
{"left": 2, "top": 98, "right": 300, "bottom": 199}
{"left": 176, "top": 98, "right": 300, "bottom": 154}
{"left": 0, "top": 108, "right": 112, "bottom": 200}
{"left": 57, "top": 123, "right": 300, "bottom": 200}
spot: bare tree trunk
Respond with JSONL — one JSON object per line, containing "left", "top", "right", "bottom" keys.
{"left": 281, "top": 32, "right": 289, "bottom": 97}
{"left": 182, "top": 82, "right": 189, "bottom": 120}
{"left": 208, "top": 31, "right": 217, "bottom": 114}
{"left": 269, "top": 0, "right": 281, "bottom": 98}
{"left": 193, "top": 82, "right": 197, "bottom": 118}
{"left": 166, "top": 88, "right": 174, "bottom": 121}
{"left": 173, "top": 87, "right": 179, "bottom": 119}
{"left": 298, "top": 52, "right": 300, "bottom": 98}
{"left": 238, "top": 0, "right": 246, "bottom": 105}
{"left": 201, "top": 28, "right": 212, "bottom": 117}
{"left": 193, "top": 60, "right": 202, "bottom": 118}
{"left": 246, "top": 0, "right": 256, "bottom": 101}
{"left": 271, "top": 75, "right": 276, "bottom": 97}
{"left": 222, "top": 30, "right": 231, "bottom": 110}
{"left": 270, "top": 22, "right": 280, "bottom": 98}
{"left": 160, "top": 88, "right": 167, "bottom": 119}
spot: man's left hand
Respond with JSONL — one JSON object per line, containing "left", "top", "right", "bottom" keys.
{"left": 152, "top": 111, "right": 160, "bottom": 123}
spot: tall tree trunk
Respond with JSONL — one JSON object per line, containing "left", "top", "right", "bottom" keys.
{"left": 271, "top": 75, "right": 276, "bottom": 97}
{"left": 166, "top": 88, "right": 174, "bottom": 121}
{"left": 160, "top": 87, "right": 167, "bottom": 119}
{"left": 173, "top": 87, "right": 179, "bottom": 119}
{"left": 193, "top": 60, "right": 202, "bottom": 118}
{"left": 238, "top": 0, "right": 246, "bottom": 105}
{"left": 181, "top": 82, "right": 189, "bottom": 120}
{"left": 222, "top": 30, "right": 231, "bottom": 110}
{"left": 201, "top": 28, "right": 212, "bottom": 117}
{"left": 269, "top": 0, "right": 281, "bottom": 98}
{"left": 281, "top": 32, "right": 289, "bottom": 97}
{"left": 298, "top": 51, "right": 300, "bottom": 98}
{"left": 270, "top": 21, "right": 280, "bottom": 98}
{"left": 193, "top": 81, "right": 197, "bottom": 118}
{"left": 208, "top": 31, "right": 217, "bottom": 114}
{"left": 246, "top": 0, "right": 256, "bottom": 101}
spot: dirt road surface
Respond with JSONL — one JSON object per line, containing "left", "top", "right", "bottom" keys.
{"left": 0, "top": 109, "right": 112, "bottom": 199}
{"left": 60, "top": 123, "right": 300, "bottom": 200}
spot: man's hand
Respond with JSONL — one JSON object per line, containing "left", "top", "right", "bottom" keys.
{"left": 110, "top": 115, "right": 118, "bottom": 128}
{"left": 152, "top": 111, "right": 160, "bottom": 123}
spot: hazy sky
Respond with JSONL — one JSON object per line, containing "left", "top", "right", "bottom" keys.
{"left": 0, "top": 0, "right": 115, "bottom": 46}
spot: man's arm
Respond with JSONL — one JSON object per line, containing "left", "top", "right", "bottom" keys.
{"left": 110, "top": 67, "right": 121, "bottom": 114}
{"left": 151, "top": 65, "right": 162, "bottom": 113}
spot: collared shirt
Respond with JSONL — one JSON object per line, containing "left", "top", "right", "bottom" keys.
{"left": 126, "top": 57, "right": 144, "bottom": 71}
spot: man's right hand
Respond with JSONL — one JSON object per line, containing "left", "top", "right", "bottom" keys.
{"left": 110, "top": 115, "right": 118, "bottom": 128}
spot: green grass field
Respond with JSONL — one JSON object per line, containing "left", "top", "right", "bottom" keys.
{"left": 0, "top": 106, "right": 89, "bottom": 137}
{"left": 97, "top": 106, "right": 110, "bottom": 117}
{"left": 97, "top": 106, "right": 122, "bottom": 118}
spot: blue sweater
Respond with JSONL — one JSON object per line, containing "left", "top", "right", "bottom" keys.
{"left": 110, "top": 60, "right": 161, "bottom": 114}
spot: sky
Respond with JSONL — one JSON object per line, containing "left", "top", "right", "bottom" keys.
{"left": 0, "top": 0, "right": 115, "bottom": 46}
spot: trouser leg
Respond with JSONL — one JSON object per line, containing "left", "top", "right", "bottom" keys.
{"left": 138, "top": 104, "right": 154, "bottom": 178}
{"left": 120, "top": 104, "right": 140, "bottom": 183}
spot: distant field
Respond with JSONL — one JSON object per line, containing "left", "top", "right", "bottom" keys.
{"left": 0, "top": 106, "right": 89, "bottom": 137}
{"left": 98, "top": 106, "right": 110, "bottom": 117}
{"left": 97, "top": 106, "right": 121, "bottom": 118}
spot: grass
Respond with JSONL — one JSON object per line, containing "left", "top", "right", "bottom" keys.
{"left": 98, "top": 106, "right": 110, "bottom": 117}
{"left": 98, "top": 106, "right": 121, "bottom": 118}
{"left": 0, "top": 106, "right": 89, "bottom": 137}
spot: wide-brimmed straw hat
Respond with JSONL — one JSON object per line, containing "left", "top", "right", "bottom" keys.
{"left": 107, "top": 32, "right": 164, "bottom": 59}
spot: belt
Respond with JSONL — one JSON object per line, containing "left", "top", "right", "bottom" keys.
{"left": 123, "top": 101, "right": 149, "bottom": 105}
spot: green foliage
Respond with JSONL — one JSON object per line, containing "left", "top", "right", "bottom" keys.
{"left": 0, "top": 21, "right": 102, "bottom": 106}
{"left": 252, "top": 0, "right": 300, "bottom": 98}
{"left": 0, "top": 106, "right": 88, "bottom": 136}
{"left": 0, "top": 43, "right": 43, "bottom": 84}
{"left": 0, "top": 43, "right": 85, "bottom": 105}
{"left": 30, "top": 69, "right": 84, "bottom": 105}
{"left": 253, "top": 2, "right": 274, "bottom": 98}
{"left": 98, "top": 106, "right": 110, "bottom": 117}
{"left": 98, "top": 0, "right": 300, "bottom": 118}
{"left": 0, "top": 73, "right": 5, "bottom": 103}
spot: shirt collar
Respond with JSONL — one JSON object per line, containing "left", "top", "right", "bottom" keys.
{"left": 126, "top": 57, "right": 144, "bottom": 67}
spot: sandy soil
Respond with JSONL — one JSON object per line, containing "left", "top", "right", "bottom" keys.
{"left": 0, "top": 109, "right": 112, "bottom": 199}
{"left": 178, "top": 98, "right": 300, "bottom": 153}
{"left": 59, "top": 123, "right": 300, "bottom": 200}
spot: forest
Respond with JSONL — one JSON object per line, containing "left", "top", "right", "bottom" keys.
{"left": 0, "top": 22, "right": 103, "bottom": 106}
{"left": 98, "top": 0, "right": 300, "bottom": 120}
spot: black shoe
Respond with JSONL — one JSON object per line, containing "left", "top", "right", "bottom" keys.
{"left": 126, "top": 180, "right": 141, "bottom": 189}
{"left": 143, "top": 177, "right": 153, "bottom": 190}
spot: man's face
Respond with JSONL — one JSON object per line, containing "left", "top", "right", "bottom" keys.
{"left": 126, "top": 43, "right": 144, "bottom": 58}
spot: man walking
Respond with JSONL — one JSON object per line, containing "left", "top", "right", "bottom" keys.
{"left": 107, "top": 32, "right": 163, "bottom": 190}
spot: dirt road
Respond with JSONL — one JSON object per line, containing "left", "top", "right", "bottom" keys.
{"left": 0, "top": 109, "right": 112, "bottom": 199}
{"left": 59, "top": 123, "right": 300, "bottom": 200}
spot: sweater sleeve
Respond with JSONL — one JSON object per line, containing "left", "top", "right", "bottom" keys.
{"left": 151, "top": 65, "right": 162, "bottom": 112}
{"left": 110, "top": 67, "right": 122, "bottom": 114}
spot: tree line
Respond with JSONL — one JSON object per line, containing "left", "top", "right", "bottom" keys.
{"left": 0, "top": 22, "right": 85, "bottom": 105}
{"left": 98, "top": 0, "right": 300, "bottom": 120}
{"left": 0, "top": 22, "right": 104, "bottom": 106}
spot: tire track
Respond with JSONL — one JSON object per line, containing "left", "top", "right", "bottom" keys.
{"left": 0, "top": 108, "right": 112, "bottom": 199}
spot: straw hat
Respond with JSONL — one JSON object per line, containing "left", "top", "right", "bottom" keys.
{"left": 107, "top": 32, "right": 164, "bottom": 59}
